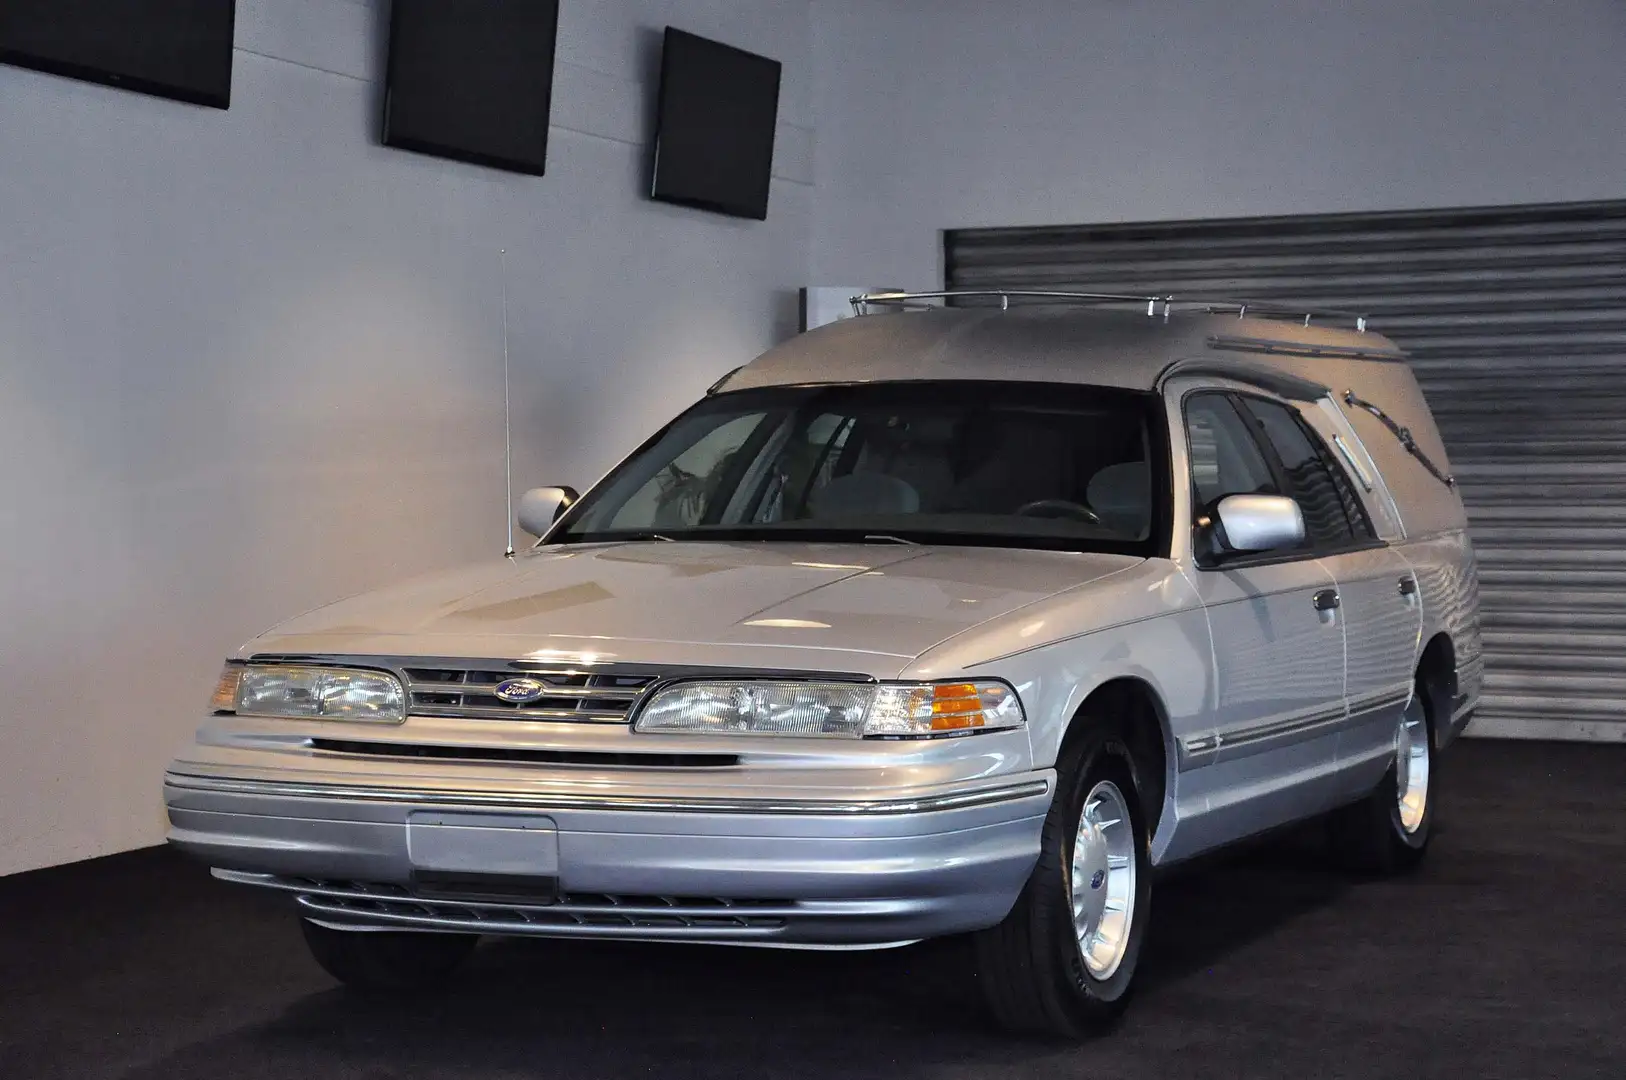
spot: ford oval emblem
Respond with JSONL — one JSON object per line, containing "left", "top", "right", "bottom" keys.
{"left": 1089, "top": 869, "right": 1106, "bottom": 890}
{"left": 493, "top": 677, "right": 547, "bottom": 704}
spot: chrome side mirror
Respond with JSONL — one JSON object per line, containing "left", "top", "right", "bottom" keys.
{"left": 1207, "top": 494, "right": 1305, "bottom": 557}
{"left": 517, "top": 486, "right": 579, "bottom": 538}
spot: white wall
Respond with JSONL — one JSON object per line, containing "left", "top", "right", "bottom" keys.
{"left": 0, "top": 0, "right": 814, "bottom": 876}
{"left": 811, "top": 0, "right": 1626, "bottom": 289}
{"left": 10, "top": 0, "right": 1626, "bottom": 877}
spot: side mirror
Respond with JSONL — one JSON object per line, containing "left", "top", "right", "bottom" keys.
{"left": 1204, "top": 494, "right": 1305, "bottom": 559}
{"left": 517, "top": 486, "right": 579, "bottom": 538}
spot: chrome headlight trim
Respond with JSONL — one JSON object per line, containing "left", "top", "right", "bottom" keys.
{"left": 216, "top": 662, "right": 406, "bottom": 724}
{"left": 631, "top": 678, "right": 1026, "bottom": 739}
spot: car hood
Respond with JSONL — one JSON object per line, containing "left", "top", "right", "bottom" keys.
{"left": 245, "top": 542, "right": 1142, "bottom": 678}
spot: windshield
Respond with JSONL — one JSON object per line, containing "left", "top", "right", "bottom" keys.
{"left": 551, "top": 381, "right": 1167, "bottom": 555}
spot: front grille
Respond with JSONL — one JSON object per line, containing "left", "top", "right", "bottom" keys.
{"left": 403, "top": 665, "right": 658, "bottom": 723}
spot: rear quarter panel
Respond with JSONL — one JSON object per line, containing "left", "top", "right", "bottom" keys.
{"left": 1402, "top": 529, "right": 1485, "bottom": 745}
{"left": 1306, "top": 354, "right": 1483, "bottom": 743}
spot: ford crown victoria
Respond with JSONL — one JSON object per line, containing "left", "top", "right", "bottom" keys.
{"left": 164, "top": 292, "right": 1482, "bottom": 1036}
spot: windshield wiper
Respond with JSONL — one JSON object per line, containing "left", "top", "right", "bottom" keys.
{"left": 614, "top": 532, "right": 676, "bottom": 542}
{"left": 861, "top": 534, "right": 921, "bottom": 546}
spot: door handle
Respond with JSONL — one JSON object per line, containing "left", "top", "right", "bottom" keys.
{"left": 1398, "top": 576, "right": 1418, "bottom": 597}
{"left": 1313, "top": 589, "right": 1341, "bottom": 612}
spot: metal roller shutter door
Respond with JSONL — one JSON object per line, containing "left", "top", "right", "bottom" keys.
{"left": 946, "top": 200, "right": 1626, "bottom": 742}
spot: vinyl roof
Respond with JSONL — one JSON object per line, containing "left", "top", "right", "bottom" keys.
{"left": 717, "top": 307, "right": 1406, "bottom": 394}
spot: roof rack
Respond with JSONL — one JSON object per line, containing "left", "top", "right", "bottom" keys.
{"left": 849, "top": 290, "right": 1369, "bottom": 333}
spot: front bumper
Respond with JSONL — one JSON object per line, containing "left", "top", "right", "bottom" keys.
{"left": 163, "top": 767, "right": 1052, "bottom": 947}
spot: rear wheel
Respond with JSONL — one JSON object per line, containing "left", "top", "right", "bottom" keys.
{"left": 300, "top": 917, "right": 478, "bottom": 991}
{"left": 974, "top": 720, "right": 1153, "bottom": 1038}
{"left": 1329, "top": 679, "right": 1435, "bottom": 874}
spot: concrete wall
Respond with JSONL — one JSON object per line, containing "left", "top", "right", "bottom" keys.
{"left": 810, "top": 0, "right": 1626, "bottom": 288}
{"left": 0, "top": 0, "right": 814, "bottom": 875}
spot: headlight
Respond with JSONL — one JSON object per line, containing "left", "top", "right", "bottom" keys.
{"left": 632, "top": 679, "right": 1024, "bottom": 738}
{"left": 210, "top": 663, "right": 405, "bottom": 723}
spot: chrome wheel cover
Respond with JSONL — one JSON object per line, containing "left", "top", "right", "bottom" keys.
{"left": 1395, "top": 695, "right": 1430, "bottom": 834}
{"left": 1070, "top": 779, "right": 1137, "bottom": 980}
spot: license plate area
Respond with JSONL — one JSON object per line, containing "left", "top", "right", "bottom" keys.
{"left": 406, "top": 811, "right": 560, "bottom": 903}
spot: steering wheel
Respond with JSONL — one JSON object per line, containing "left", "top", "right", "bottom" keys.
{"left": 1015, "top": 498, "right": 1102, "bottom": 525}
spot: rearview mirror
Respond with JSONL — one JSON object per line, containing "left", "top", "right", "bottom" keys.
{"left": 517, "top": 486, "right": 579, "bottom": 538}
{"left": 1205, "top": 494, "right": 1305, "bottom": 558}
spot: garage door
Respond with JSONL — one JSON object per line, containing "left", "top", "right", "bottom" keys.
{"left": 946, "top": 200, "right": 1626, "bottom": 742}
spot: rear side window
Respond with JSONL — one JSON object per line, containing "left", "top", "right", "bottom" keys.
{"left": 1240, "top": 398, "right": 1374, "bottom": 547}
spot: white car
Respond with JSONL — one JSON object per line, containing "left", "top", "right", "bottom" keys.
{"left": 165, "top": 292, "right": 1482, "bottom": 1037}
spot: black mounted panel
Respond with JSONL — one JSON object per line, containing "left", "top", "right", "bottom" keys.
{"left": 0, "top": 0, "right": 235, "bottom": 109}
{"left": 383, "top": 0, "right": 560, "bottom": 176}
{"left": 651, "top": 27, "right": 781, "bottom": 221}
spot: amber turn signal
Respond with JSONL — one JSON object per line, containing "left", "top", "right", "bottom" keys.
{"left": 210, "top": 664, "right": 243, "bottom": 713}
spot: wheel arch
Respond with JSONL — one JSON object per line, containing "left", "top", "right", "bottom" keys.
{"left": 1416, "top": 631, "right": 1457, "bottom": 747}
{"left": 1057, "top": 677, "right": 1173, "bottom": 852}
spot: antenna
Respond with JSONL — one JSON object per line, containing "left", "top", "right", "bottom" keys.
{"left": 500, "top": 248, "right": 515, "bottom": 558}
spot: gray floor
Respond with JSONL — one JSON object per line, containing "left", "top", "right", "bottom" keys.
{"left": 2, "top": 738, "right": 1622, "bottom": 1079}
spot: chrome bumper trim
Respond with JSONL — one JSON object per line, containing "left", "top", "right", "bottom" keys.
{"left": 214, "top": 869, "right": 805, "bottom": 918}
{"left": 164, "top": 771, "right": 1050, "bottom": 817}
{"left": 219, "top": 869, "right": 800, "bottom": 940}
{"left": 299, "top": 897, "right": 784, "bottom": 940}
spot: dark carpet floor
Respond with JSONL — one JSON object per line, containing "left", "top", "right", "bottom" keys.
{"left": 2, "top": 739, "right": 1622, "bottom": 1079}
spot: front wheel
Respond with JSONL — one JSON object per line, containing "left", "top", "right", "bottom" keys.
{"left": 300, "top": 917, "right": 478, "bottom": 991}
{"left": 973, "top": 720, "right": 1153, "bottom": 1038}
{"left": 1329, "top": 680, "right": 1435, "bottom": 874}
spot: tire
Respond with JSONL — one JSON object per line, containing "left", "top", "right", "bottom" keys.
{"left": 300, "top": 917, "right": 478, "bottom": 991}
{"left": 973, "top": 718, "right": 1154, "bottom": 1038}
{"left": 1329, "top": 676, "right": 1435, "bottom": 874}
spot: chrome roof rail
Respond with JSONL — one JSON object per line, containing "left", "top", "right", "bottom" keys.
{"left": 851, "top": 290, "right": 1175, "bottom": 317}
{"left": 849, "top": 290, "right": 1370, "bottom": 332}
{"left": 1194, "top": 300, "right": 1369, "bottom": 333}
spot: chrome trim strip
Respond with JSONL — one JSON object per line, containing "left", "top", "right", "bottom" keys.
{"left": 215, "top": 871, "right": 814, "bottom": 918}
{"left": 1348, "top": 689, "right": 1413, "bottom": 716}
{"left": 1332, "top": 433, "right": 1376, "bottom": 492}
{"left": 1161, "top": 356, "right": 1330, "bottom": 401}
{"left": 220, "top": 875, "right": 925, "bottom": 949}
{"left": 296, "top": 897, "right": 786, "bottom": 939}
{"left": 1206, "top": 690, "right": 1414, "bottom": 761}
{"left": 406, "top": 706, "right": 632, "bottom": 724}
{"left": 250, "top": 653, "right": 876, "bottom": 685}
{"left": 1181, "top": 692, "right": 1412, "bottom": 765}
{"left": 410, "top": 685, "right": 647, "bottom": 703}
{"left": 1206, "top": 335, "right": 1400, "bottom": 362}
{"left": 1220, "top": 704, "right": 1349, "bottom": 752}
{"left": 1180, "top": 734, "right": 1220, "bottom": 759}
{"left": 164, "top": 771, "right": 1051, "bottom": 817}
